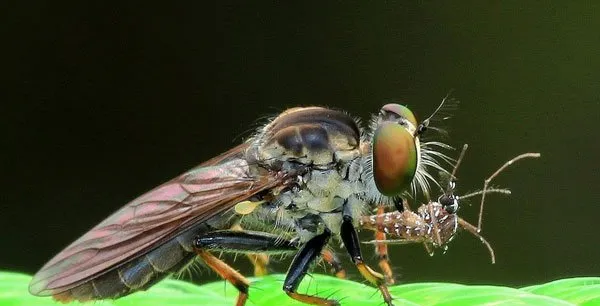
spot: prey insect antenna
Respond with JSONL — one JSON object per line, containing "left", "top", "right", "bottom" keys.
{"left": 450, "top": 144, "right": 469, "bottom": 181}
{"left": 478, "top": 152, "right": 541, "bottom": 231}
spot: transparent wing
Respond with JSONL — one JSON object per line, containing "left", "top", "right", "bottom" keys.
{"left": 30, "top": 148, "right": 287, "bottom": 296}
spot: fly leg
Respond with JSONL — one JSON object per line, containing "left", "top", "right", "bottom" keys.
{"left": 321, "top": 249, "right": 346, "bottom": 279}
{"left": 194, "top": 230, "right": 299, "bottom": 306}
{"left": 230, "top": 223, "right": 270, "bottom": 276}
{"left": 342, "top": 210, "right": 394, "bottom": 305}
{"left": 283, "top": 229, "right": 338, "bottom": 306}
{"left": 247, "top": 253, "right": 270, "bottom": 276}
{"left": 374, "top": 205, "right": 395, "bottom": 285}
{"left": 195, "top": 251, "right": 250, "bottom": 306}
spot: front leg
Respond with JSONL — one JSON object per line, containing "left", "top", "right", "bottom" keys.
{"left": 283, "top": 229, "right": 339, "bottom": 306}
{"left": 341, "top": 213, "right": 394, "bottom": 305}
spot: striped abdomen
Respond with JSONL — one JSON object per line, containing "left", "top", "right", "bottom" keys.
{"left": 53, "top": 222, "right": 211, "bottom": 302}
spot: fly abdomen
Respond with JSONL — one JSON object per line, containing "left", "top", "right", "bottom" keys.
{"left": 53, "top": 224, "right": 206, "bottom": 302}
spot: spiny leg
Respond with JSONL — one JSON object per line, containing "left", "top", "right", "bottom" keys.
{"left": 341, "top": 213, "right": 393, "bottom": 305}
{"left": 321, "top": 249, "right": 346, "bottom": 279}
{"left": 284, "top": 229, "right": 338, "bottom": 306}
{"left": 194, "top": 230, "right": 299, "bottom": 306}
{"left": 247, "top": 253, "right": 270, "bottom": 276}
{"left": 196, "top": 250, "right": 250, "bottom": 306}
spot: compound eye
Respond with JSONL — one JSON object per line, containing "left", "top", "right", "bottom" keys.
{"left": 381, "top": 104, "right": 418, "bottom": 128}
{"left": 372, "top": 122, "right": 418, "bottom": 196}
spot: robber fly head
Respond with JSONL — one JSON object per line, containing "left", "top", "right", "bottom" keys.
{"left": 371, "top": 104, "right": 420, "bottom": 197}
{"left": 369, "top": 98, "right": 455, "bottom": 201}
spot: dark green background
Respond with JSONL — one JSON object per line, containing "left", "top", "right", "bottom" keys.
{"left": 2, "top": 2, "right": 599, "bottom": 289}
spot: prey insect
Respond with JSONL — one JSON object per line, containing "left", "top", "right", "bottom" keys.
{"left": 358, "top": 145, "right": 540, "bottom": 283}
{"left": 29, "top": 101, "right": 455, "bottom": 306}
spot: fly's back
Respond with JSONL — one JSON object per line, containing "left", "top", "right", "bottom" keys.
{"left": 248, "top": 106, "right": 362, "bottom": 169}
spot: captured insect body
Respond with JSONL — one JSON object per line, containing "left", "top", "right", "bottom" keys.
{"left": 359, "top": 145, "right": 541, "bottom": 283}
{"left": 29, "top": 101, "right": 453, "bottom": 306}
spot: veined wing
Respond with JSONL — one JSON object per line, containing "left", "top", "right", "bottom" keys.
{"left": 29, "top": 154, "right": 287, "bottom": 296}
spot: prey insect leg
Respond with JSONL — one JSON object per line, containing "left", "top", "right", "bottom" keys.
{"left": 457, "top": 217, "right": 496, "bottom": 263}
{"left": 477, "top": 152, "right": 542, "bottom": 232}
{"left": 194, "top": 230, "right": 299, "bottom": 306}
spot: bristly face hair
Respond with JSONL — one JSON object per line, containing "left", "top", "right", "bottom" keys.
{"left": 364, "top": 94, "right": 459, "bottom": 205}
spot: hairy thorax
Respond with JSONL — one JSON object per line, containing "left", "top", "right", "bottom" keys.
{"left": 242, "top": 106, "right": 370, "bottom": 242}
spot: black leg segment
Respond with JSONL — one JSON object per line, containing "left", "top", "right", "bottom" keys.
{"left": 393, "top": 197, "right": 404, "bottom": 213}
{"left": 283, "top": 229, "right": 339, "bottom": 305}
{"left": 340, "top": 214, "right": 394, "bottom": 306}
{"left": 194, "top": 230, "right": 298, "bottom": 254}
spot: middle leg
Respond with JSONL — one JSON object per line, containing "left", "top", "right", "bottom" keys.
{"left": 193, "top": 229, "right": 299, "bottom": 306}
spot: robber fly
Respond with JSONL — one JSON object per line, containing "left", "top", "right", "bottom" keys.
{"left": 29, "top": 100, "right": 454, "bottom": 306}
{"left": 360, "top": 145, "right": 540, "bottom": 283}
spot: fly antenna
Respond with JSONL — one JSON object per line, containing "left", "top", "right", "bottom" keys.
{"left": 477, "top": 152, "right": 541, "bottom": 232}
{"left": 415, "top": 90, "right": 455, "bottom": 137}
{"left": 426, "top": 90, "right": 455, "bottom": 124}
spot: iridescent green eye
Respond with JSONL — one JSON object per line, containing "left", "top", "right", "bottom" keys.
{"left": 381, "top": 104, "right": 418, "bottom": 128}
{"left": 373, "top": 122, "right": 418, "bottom": 196}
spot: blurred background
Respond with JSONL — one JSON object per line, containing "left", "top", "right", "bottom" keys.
{"left": 2, "top": 2, "right": 599, "bottom": 289}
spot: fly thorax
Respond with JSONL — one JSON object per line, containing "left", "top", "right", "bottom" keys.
{"left": 272, "top": 165, "right": 367, "bottom": 240}
{"left": 247, "top": 106, "right": 361, "bottom": 171}
{"left": 243, "top": 107, "right": 368, "bottom": 242}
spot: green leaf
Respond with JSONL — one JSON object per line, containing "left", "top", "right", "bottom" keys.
{"left": 3, "top": 271, "right": 599, "bottom": 306}
{"left": 522, "top": 277, "right": 600, "bottom": 305}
